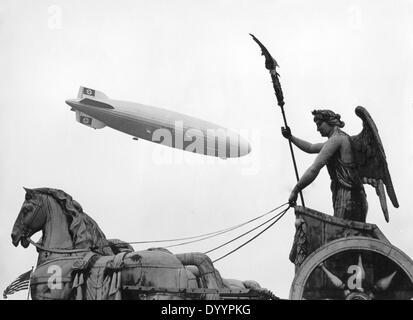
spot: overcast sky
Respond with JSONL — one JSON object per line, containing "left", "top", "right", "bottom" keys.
{"left": 1, "top": 0, "right": 412, "bottom": 299}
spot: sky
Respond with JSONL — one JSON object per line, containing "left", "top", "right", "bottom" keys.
{"left": 0, "top": 0, "right": 412, "bottom": 300}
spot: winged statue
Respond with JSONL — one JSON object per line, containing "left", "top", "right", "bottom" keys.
{"left": 283, "top": 106, "right": 398, "bottom": 223}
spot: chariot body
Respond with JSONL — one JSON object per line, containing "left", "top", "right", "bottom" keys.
{"left": 289, "top": 206, "right": 413, "bottom": 300}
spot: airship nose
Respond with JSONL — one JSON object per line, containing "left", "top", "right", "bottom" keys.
{"left": 224, "top": 132, "right": 251, "bottom": 158}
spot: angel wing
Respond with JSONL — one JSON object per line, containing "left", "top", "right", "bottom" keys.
{"left": 350, "top": 106, "right": 399, "bottom": 222}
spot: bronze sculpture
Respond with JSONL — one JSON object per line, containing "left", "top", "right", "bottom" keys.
{"left": 5, "top": 34, "right": 410, "bottom": 300}
{"left": 10, "top": 187, "right": 276, "bottom": 300}
{"left": 283, "top": 107, "right": 398, "bottom": 222}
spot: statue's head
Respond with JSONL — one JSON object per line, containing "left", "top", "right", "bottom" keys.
{"left": 312, "top": 109, "right": 345, "bottom": 137}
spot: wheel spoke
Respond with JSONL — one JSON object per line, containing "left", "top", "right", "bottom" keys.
{"left": 318, "top": 262, "right": 345, "bottom": 290}
{"left": 375, "top": 271, "right": 397, "bottom": 291}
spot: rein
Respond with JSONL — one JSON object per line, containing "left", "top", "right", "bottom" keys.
{"left": 28, "top": 238, "right": 92, "bottom": 254}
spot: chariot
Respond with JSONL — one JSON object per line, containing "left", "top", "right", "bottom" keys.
{"left": 289, "top": 206, "right": 413, "bottom": 300}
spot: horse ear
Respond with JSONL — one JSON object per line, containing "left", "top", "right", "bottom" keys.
{"left": 23, "top": 187, "right": 35, "bottom": 198}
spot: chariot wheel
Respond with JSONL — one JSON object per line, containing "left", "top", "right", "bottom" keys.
{"left": 290, "top": 237, "right": 413, "bottom": 300}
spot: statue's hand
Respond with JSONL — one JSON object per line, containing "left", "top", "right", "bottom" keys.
{"left": 281, "top": 126, "right": 292, "bottom": 140}
{"left": 288, "top": 189, "right": 298, "bottom": 206}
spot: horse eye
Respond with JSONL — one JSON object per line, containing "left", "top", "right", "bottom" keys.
{"left": 22, "top": 207, "right": 29, "bottom": 214}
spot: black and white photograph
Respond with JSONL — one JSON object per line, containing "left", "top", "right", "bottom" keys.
{"left": 1, "top": 0, "right": 412, "bottom": 306}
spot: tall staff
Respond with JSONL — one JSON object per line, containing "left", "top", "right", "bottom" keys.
{"left": 250, "top": 34, "right": 305, "bottom": 207}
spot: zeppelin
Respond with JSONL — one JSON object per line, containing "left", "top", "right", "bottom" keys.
{"left": 65, "top": 87, "right": 251, "bottom": 159}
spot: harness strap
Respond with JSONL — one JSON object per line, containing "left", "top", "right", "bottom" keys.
{"left": 28, "top": 238, "right": 92, "bottom": 253}
{"left": 72, "top": 251, "right": 99, "bottom": 271}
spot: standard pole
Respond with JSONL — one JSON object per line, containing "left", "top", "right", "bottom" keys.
{"left": 249, "top": 34, "right": 305, "bottom": 207}
{"left": 279, "top": 104, "right": 305, "bottom": 207}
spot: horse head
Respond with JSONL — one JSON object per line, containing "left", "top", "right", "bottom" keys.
{"left": 11, "top": 187, "right": 48, "bottom": 248}
{"left": 11, "top": 187, "right": 110, "bottom": 255}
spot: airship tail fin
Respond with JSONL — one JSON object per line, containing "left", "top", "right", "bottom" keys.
{"left": 77, "top": 86, "right": 108, "bottom": 100}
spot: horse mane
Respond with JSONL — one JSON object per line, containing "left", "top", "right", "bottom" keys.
{"left": 33, "top": 188, "right": 112, "bottom": 255}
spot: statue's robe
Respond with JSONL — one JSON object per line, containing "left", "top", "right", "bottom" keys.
{"left": 326, "top": 132, "right": 368, "bottom": 222}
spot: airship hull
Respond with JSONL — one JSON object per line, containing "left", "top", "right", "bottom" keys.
{"left": 66, "top": 87, "right": 251, "bottom": 158}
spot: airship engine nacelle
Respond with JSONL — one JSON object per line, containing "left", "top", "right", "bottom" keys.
{"left": 75, "top": 110, "right": 106, "bottom": 129}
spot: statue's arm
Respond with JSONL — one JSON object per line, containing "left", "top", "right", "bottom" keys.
{"left": 290, "top": 136, "right": 325, "bottom": 154}
{"left": 290, "top": 137, "right": 340, "bottom": 199}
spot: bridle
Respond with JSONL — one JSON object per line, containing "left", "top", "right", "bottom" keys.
{"left": 19, "top": 196, "right": 43, "bottom": 241}
{"left": 20, "top": 193, "right": 93, "bottom": 254}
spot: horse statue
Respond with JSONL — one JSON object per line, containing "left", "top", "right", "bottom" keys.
{"left": 11, "top": 187, "right": 276, "bottom": 300}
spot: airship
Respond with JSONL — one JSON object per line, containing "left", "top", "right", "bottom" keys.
{"left": 65, "top": 87, "right": 251, "bottom": 158}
